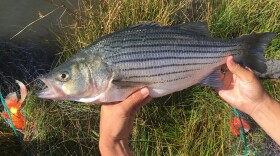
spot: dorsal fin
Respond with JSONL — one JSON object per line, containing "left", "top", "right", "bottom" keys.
{"left": 175, "top": 22, "right": 210, "bottom": 37}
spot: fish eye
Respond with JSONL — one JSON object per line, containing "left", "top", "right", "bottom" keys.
{"left": 58, "top": 71, "right": 70, "bottom": 82}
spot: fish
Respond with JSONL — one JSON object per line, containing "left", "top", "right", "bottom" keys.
{"left": 36, "top": 22, "right": 276, "bottom": 103}
{"left": 255, "top": 59, "right": 280, "bottom": 79}
{"left": 1, "top": 80, "right": 26, "bottom": 132}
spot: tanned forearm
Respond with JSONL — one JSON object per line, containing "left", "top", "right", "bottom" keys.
{"left": 251, "top": 96, "right": 280, "bottom": 145}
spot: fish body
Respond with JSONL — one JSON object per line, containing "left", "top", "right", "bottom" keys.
{"left": 37, "top": 22, "right": 275, "bottom": 103}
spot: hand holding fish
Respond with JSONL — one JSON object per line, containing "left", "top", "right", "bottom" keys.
{"left": 217, "top": 56, "right": 270, "bottom": 115}
{"left": 99, "top": 88, "right": 151, "bottom": 156}
{"left": 218, "top": 56, "right": 280, "bottom": 145}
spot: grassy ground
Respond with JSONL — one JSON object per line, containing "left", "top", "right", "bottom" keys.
{"left": 0, "top": 0, "right": 279, "bottom": 155}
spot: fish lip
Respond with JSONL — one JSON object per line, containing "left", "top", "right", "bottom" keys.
{"left": 36, "top": 77, "right": 53, "bottom": 98}
{"left": 36, "top": 77, "right": 63, "bottom": 99}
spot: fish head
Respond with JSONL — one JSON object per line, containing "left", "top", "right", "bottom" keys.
{"left": 37, "top": 56, "right": 112, "bottom": 102}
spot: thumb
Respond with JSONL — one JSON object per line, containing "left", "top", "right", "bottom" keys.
{"left": 226, "top": 56, "right": 254, "bottom": 82}
{"left": 121, "top": 88, "right": 150, "bottom": 113}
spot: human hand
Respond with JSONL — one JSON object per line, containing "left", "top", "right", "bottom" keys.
{"left": 99, "top": 88, "right": 151, "bottom": 156}
{"left": 217, "top": 56, "right": 271, "bottom": 115}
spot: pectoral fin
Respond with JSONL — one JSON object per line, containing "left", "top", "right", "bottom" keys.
{"left": 99, "top": 81, "right": 147, "bottom": 102}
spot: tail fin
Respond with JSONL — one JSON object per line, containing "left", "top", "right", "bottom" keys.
{"left": 234, "top": 32, "right": 276, "bottom": 73}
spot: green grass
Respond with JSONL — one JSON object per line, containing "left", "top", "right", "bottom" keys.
{"left": 1, "top": 0, "right": 279, "bottom": 155}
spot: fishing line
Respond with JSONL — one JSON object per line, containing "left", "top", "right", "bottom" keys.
{"left": 17, "top": 77, "right": 41, "bottom": 88}
{"left": 2, "top": 77, "right": 41, "bottom": 94}
{"left": 232, "top": 107, "right": 256, "bottom": 156}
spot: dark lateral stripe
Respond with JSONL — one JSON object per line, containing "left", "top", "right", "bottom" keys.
{"left": 152, "top": 75, "right": 193, "bottom": 84}
{"left": 125, "top": 68, "right": 200, "bottom": 79}
{"left": 108, "top": 31, "right": 200, "bottom": 42}
{"left": 134, "top": 74, "right": 194, "bottom": 85}
{"left": 108, "top": 31, "right": 234, "bottom": 46}
{"left": 122, "top": 62, "right": 214, "bottom": 71}
{"left": 121, "top": 29, "right": 201, "bottom": 36}
{"left": 110, "top": 43, "right": 236, "bottom": 49}
{"left": 114, "top": 55, "right": 228, "bottom": 64}
{"left": 106, "top": 48, "right": 241, "bottom": 60}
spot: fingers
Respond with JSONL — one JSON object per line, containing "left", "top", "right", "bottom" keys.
{"left": 226, "top": 56, "right": 255, "bottom": 82}
{"left": 130, "top": 96, "right": 152, "bottom": 117}
{"left": 120, "top": 88, "right": 150, "bottom": 113}
{"left": 216, "top": 70, "right": 233, "bottom": 91}
{"left": 134, "top": 95, "right": 152, "bottom": 111}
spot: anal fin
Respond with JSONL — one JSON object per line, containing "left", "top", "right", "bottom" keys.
{"left": 200, "top": 69, "right": 223, "bottom": 88}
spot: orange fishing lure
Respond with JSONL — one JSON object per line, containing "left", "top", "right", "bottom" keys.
{"left": 1, "top": 80, "right": 27, "bottom": 131}
{"left": 229, "top": 116, "right": 250, "bottom": 135}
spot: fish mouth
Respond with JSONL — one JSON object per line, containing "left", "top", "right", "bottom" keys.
{"left": 36, "top": 77, "right": 64, "bottom": 99}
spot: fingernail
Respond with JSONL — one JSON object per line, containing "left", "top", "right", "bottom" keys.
{"left": 140, "top": 88, "right": 149, "bottom": 96}
{"left": 228, "top": 57, "right": 235, "bottom": 65}
{"left": 245, "top": 66, "right": 253, "bottom": 72}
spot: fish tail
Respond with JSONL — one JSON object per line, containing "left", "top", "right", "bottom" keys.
{"left": 234, "top": 32, "right": 276, "bottom": 73}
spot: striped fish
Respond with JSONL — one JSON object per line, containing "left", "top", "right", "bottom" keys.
{"left": 37, "top": 22, "right": 276, "bottom": 103}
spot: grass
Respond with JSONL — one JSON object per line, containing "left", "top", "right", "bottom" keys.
{"left": 0, "top": 0, "right": 279, "bottom": 155}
